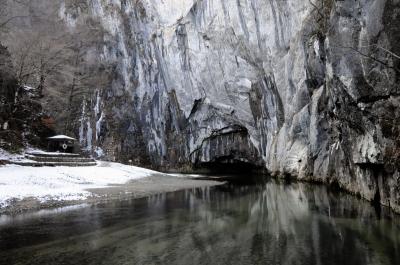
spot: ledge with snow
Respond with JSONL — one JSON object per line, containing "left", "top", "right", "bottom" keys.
{"left": 0, "top": 148, "right": 160, "bottom": 209}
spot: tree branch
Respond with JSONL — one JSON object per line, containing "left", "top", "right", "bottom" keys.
{"left": 336, "top": 45, "right": 400, "bottom": 74}
{"left": 0, "top": 15, "right": 30, "bottom": 28}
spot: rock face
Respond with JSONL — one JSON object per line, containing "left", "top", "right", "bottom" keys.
{"left": 3, "top": 1, "right": 400, "bottom": 211}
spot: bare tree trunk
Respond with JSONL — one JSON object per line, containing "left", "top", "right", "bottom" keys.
{"left": 37, "top": 57, "right": 45, "bottom": 97}
{"left": 64, "top": 76, "right": 76, "bottom": 134}
{"left": 64, "top": 50, "right": 80, "bottom": 134}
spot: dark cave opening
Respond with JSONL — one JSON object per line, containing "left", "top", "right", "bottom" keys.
{"left": 192, "top": 158, "right": 266, "bottom": 184}
{"left": 197, "top": 161, "right": 262, "bottom": 173}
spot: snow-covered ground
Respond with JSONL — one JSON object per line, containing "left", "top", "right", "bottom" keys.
{"left": 0, "top": 161, "right": 159, "bottom": 208}
{"left": 0, "top": 148, "right": 28, "bottom": 162}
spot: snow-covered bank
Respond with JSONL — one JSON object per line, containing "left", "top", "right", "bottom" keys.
{"left": 0, "top": 161, "right": 159, "bottom": 208}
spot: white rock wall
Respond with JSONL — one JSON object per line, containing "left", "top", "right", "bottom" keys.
{"left": 58, "top": 0, "right": 400, "bottom": 211}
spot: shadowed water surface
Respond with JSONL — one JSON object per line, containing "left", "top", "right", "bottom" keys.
{"left": 0, "top": 178, "right": 400, "bottom": 265}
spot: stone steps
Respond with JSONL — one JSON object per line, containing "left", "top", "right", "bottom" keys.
{"left": 14, "top": 152, "right": 98, "bottom": 167}
{"left": 13, "top": 161, "right": 97, "bottom": 167}
{"left": 25, "top": 155, "right": 95, "bottom": 163}
{"left": 26, "top": 152, "right": 80, "bottom": 158}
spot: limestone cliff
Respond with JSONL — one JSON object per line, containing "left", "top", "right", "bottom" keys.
{"left": 2, "top": 0, "right": 400, "bottom": 211}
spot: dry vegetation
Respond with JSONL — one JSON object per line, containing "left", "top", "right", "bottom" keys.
{"left": 0, "top": 0, "right": 115, "bottom": 138}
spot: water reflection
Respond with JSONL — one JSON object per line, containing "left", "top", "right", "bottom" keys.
{"left": 0, "top": 180, "right": 400, "bottom": 265}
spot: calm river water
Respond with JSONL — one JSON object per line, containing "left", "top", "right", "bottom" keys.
{"left": 0, "top": 177, "right": 400, "bottom": 265}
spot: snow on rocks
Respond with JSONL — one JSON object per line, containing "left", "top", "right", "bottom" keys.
{"left": 0, "top": 149, "right": 14, "bottom": 161}
{"left": 0, "top": 149, "right": 33, "bottom": 163}
{"left": 0, "top": 161, "right": 159, "bottom": 208}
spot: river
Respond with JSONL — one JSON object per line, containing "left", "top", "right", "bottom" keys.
{"left": 0, "top": 177, "right": 399, "bottom": 265}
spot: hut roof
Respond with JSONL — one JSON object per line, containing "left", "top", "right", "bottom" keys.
{"left": 47, "top": 135, "right": 76, "bottom": 141}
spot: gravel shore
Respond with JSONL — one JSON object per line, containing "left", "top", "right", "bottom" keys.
{"left": 0, "top": 174, "right": 224, "bottom": 215}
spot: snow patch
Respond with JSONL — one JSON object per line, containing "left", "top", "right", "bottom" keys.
{"left": 86, "top": 120, "right": 93, "bottom": 151}
{"left": 94, "top": 90, "right": 101, "bottom": 116}
{"left": 48, "top": 135, "right": 76, "bottom": 141}
{"left": 94, "top": 147, "right": 104, "bottom": 157}
{"left": 0, "top": 161, "right": 160, "bottom": 208}
{"left": 96, "top": 112, "right": 104, "bottom": 141}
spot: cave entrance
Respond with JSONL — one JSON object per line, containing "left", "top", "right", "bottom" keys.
{"left": 197, "top": 161, "right": 262, "bottom": 174}
{"left": 193, "top": 159, "right": 266, "bottom": 184}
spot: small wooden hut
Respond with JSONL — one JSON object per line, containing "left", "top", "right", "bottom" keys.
{"left": 47, "top": 135, "right": 77, "bottom": 153}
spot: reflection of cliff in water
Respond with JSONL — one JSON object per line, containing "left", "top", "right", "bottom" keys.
{"left": 133, "top": 181, "right": 400, "bottom": 265}
{"left": 1, "top": 181, "right": 400, "bottom": 265}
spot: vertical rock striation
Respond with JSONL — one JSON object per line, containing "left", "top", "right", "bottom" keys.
{"left": 10, "top": 0, "right": 399, "bottom": 211}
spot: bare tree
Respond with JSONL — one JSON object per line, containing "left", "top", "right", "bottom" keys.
{"left": 334, "top": 44, "right": 400, "bottom": 74}
{"left": 308, "top": 0, "right": 334, "bottom": 35}
{"left": 1, "top": 0, "right": 113, "bottom": 136}
{"left": 0, "top": 0, "right": 33, "bottom": 31}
